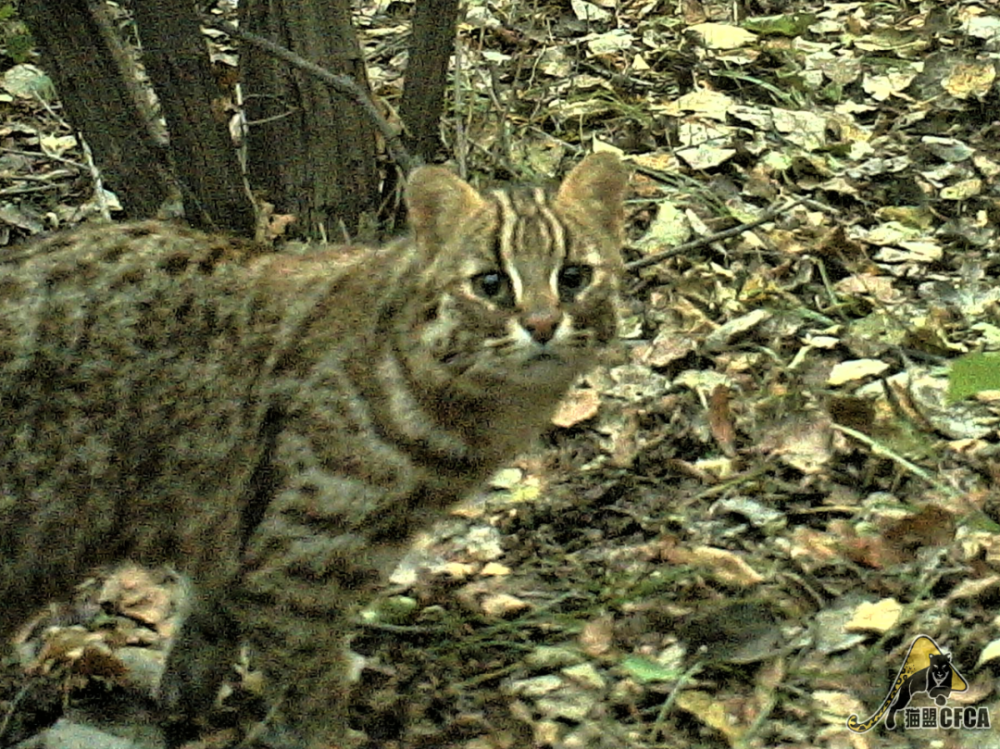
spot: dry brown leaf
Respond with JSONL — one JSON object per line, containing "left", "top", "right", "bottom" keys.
{"left": 675, "top": 690, "right": 746, "bottom": 743}
{"left": 844, "top": 598, "right": 902, "bottom": 633}
{"left": 787, "top": 527, "right": 842, "bottom": 572}
{"left": 708, "top": 384, "right": 737, "bottom": 458}
{"left": 764, "top": 413, "right": 834, "bottom": 475}
{"left": 943, "top": 60, "right": 996, "bottom": 99}
{"left": 99, "top": 564, "right": 172, "bottom": 626}
{"left": 827, "top": 358, "right": 890, "bottom": 386}
{"left": 828, "top": 519, "right": 890, "bottom": 569}
{"left": 479, "top": 593, "right": 530, "bottom": 618}
{"left": 552, "top": 387, "right": 600, "bottom": 428}
{"left": 681, "top": 0, "right": 706, "bottom": 25}
{"left": 881, "top": 505, "right": 955, "bottom": 562}
{"left": 945, "top": 575, "right": 1000, "bottom": 604}
{"left": 480, "top": 562, "right": 511, "bottom": 577}
{"left": 579, "top": 614, "right": 614, "bottom": 657}
{"left": 663, "top": 544, "right": 764, "bottom": 587}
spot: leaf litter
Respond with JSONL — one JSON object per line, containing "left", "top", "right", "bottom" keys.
{"left": 4, "top": 0, "right": 1000, "bottom": 748}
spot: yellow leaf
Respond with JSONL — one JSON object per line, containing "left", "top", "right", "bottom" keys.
{"left": 844, "top": 598, "right": 902, "bottom": 633}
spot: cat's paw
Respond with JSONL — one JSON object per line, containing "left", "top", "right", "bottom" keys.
{"left": 157, "top": 599, "right": 240, "bottom": 719}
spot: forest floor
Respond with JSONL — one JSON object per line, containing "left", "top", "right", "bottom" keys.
{"left": 3, "top": 0, "right": 1000, "bottom": 748}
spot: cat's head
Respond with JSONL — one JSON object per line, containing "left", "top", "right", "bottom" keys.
{"left": 403, "top": 153, "right": 627, "bottom": 395}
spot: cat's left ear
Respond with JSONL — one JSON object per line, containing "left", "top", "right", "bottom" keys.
{"left": 405, "top": 166, "right": 487, "bottom": 250}
{"left": 555, "top": 152, "right": 629, "bottom": 237}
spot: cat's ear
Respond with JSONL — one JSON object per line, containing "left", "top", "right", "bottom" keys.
{"left": 405, "top": 166, "right": 487, "bottom": 247}
{"left": 555, "top": 152, "right": 628, "bottom": 238}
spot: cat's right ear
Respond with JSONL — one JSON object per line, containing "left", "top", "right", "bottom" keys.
{"left": 405, "top": 166, "right": 487, "bottom": 249}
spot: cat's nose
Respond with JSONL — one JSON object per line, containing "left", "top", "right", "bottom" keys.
{"left": 521, "top": 310, "right": 563, "bottom": 344}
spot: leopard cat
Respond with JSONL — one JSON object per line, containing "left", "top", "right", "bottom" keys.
{"left": 0, "top": 153, "right": 628, "bottom": 747}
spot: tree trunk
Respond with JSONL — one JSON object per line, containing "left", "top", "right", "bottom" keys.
{"left": 133, "top": 0, "right": 256, "bottom": 236}
{"left": 240, "top": 0, "right": 379, "bottom": 240}
{"left": 399, "top": 0, "right": 460, "bottom": 164}
{"left": 18, "top": 0, "right": 170, "bottom": 219}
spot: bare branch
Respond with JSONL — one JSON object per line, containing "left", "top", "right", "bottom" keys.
{"left": 198, "top": 14, "right": 419, "bottom": 174}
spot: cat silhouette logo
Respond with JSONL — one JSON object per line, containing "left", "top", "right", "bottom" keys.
{"left": 847, "top": 635, "right": 988, "bottom": 732}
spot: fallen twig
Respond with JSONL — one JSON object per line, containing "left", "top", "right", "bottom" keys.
{"left": 625, "top": 197, "right": 807, "bottom": 272}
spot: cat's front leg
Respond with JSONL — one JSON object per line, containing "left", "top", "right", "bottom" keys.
{"left": 229, "top": 528, "right": 376, "bottom": 749}
{"left": 220, "top": 413, "right": 426, "bottom": 746}
{"left": 158, "top": 591, "right": 243, "bottom": 748}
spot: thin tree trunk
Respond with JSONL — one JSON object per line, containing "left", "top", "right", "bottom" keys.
{"left": 133, "top": 0, "right": 256, "bottom": 236}
{"left": 399, "top": 0, "right": 460, "bottom": 164}
{"left": 19, "top": 0, "right": 170, "bottom": 219}
{"left": 240, "top": 0, "right": 379, "bottom": 240}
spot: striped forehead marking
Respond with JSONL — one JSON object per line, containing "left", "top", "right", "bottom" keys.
{"left": 491, "top": 187, "right": 568, "bottom": 301}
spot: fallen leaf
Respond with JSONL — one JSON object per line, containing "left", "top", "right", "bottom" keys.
{"left": 844, "top": 598, "right": 902, "bottom": 633}
{"left": 579, "top": 614, "right": 614, "bottom": 657}
{"left": 827, "top": 358, "right": 890, "bottom": 386}
{"left": 552, "top": 388, "right": 600, "bottom": 427}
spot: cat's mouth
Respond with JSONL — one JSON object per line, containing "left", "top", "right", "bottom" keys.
{"left": 527, "top": 350, "right": 560, "bottom": 363}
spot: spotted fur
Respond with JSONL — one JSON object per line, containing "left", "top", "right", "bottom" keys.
{"left": 0, "top": 153, "right": 627, "bottom": 748}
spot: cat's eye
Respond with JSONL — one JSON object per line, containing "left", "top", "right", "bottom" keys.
{"left": 557, "top": 265, "right": 593, "bottom": 300}
{"left": 471, "top": 271, "right": 514, "bottom": 305}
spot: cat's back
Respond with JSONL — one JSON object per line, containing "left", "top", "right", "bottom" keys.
{"left": 0, "top": 220, "right": 275, "bottom": 349}
{"left": 0, "top": 221, "right": 307, "bottom": 614}
{"left": 0, "top": 220, "right": 286, "bottom": 457}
